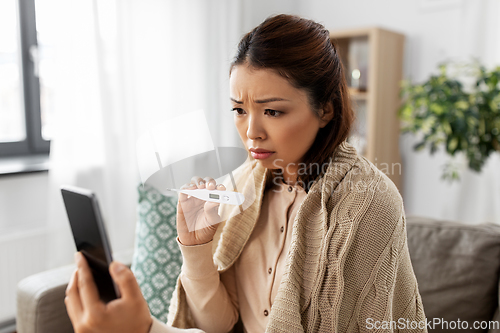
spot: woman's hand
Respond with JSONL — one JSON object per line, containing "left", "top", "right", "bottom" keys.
{"left": 177, "top": 176, "right": 226, "bottom": 246}
{"left": 65, "top": 252, "right": 152, "bottom": 333}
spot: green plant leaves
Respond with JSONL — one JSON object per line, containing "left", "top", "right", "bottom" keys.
{"left": 399, "top": 62, "right": 500, "bottom": 181}
{"left": 448, "top": 137, "right": 459, "bottom": 153}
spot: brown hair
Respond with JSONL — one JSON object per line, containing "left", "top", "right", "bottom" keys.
{"left": 230, "top": 14, "right": 355, "bottom": 192}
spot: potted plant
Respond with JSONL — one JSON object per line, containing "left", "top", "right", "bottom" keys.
{"left": 399, "top": 62, "right": 500, "bottom": 181}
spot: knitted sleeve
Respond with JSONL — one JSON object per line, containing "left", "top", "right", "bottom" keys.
{"left": 335, "top": 174, "right": 428, "bottom": 333}
{"left": 355, "top": 214, "right": 427, "bottom": 332}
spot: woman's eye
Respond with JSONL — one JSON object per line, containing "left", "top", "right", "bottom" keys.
{"left": 265, "top": 109, "right": 282, "bottom": 117}
{"left": 231, "top": 108, "right": 245, "bottom": 115}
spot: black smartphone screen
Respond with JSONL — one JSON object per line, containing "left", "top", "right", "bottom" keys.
{"left": 61, "top": 186, "right": 120, "bottom": 303}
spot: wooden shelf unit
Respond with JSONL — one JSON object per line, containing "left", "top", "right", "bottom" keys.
{"left": 330, "top": 27, "right": 405, "bottom": 191}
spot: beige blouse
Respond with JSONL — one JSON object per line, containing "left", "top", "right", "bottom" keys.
{"left": 167, "top": 142, "right": 427, "bottom": 332}
{"left": 177, "top": 179, "right": 307, "bottom": 333}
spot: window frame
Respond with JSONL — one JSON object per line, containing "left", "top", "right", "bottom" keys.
{"left": 0, "top": 0, "right": 50, "bottom": 157}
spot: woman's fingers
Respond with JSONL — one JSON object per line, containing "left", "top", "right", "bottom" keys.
{"left": 65, "top": 269, "right": 83, "bottom": 319}
{"left": 188, "top": 176, "right": 225, "bottom": 191}
{"left": 180, "top": 176, "right": 226, "bottom": 229}
{"left": 176, "top": 199, "right": 190, "bottom": 235}
{"left": 204, "top": 201, "right": 222, "bottom": 226}
{"left": 203, "top": 177, "right": 216, "bottom": 189}
{"left": 65, "top": 258, "right": 153, "bottom": 333}
{"left": 179, "top": 182, "right": 197, "bottom": 201}
{"left": 190, "top": 176, "right": 205, "bottom": 188}
{"left": 74, "top": 252, "right": 101, "bottom": 308}
{"left": 109, "top": 262, "right": 142, "bottom": 301}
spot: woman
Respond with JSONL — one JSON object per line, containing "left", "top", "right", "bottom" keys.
{"left": 65, "top": 14, "right": 427, "bottom": 333}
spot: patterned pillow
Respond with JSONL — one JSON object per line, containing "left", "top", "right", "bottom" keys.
{"left": 131, "top": 185, "right": 182, "bottom": 323}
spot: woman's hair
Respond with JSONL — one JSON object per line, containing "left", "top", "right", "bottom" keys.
{"left": 230, "top": 14, "right": 355, "bottom": 192}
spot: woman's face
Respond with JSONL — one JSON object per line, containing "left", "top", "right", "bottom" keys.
{"left": 230, "top": 64, "right": 329, "bottom": 184}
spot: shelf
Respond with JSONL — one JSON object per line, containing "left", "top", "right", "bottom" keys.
{"left": 330, "top": 27, "right": 405, "bottom": 191}
{"left": 349, "top": 90, "right": 368, "bottom": 101}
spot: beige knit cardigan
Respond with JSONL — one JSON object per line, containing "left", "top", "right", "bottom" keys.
{"left": 167, "top": 141, "right": 427, "bottom": 332}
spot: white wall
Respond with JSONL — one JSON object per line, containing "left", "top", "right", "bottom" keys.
{"left": 0, "top": 173, "right": 50, "bottom": 322}
{"left": 240, "top": 0, "right": 301, "bottom": 32}
{"left": 292, "top": 0, "right": 500, "bottom": 224}
{"left": 0, "top": 0, "right": 498, "bottom": 325}
{"left": 0, "top": 172, "right": 49, "bottom": 235}
{"left": 236, "top": 0, "right": 500, "bottom": 224}
{"left": 1, "top": 2, "right": 499, "bottom": 321}
{"left": 1, "top": 0, "right": 498, "bottom": 261}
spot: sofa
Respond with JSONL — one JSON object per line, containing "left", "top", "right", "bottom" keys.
{"left": 16, "top": 214, "right": 500, "bottom": 333}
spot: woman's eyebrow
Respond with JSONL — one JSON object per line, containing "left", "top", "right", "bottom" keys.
{"left": 230, "top": 98, "right": 243, "bottom": 104}
{"left": 230, "top": 97, "right": 290, "bottom": 104}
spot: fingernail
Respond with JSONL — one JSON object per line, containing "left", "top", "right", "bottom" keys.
{"left": 112, "top": 262, "right": 125, "bottom": 274}
{"left": 74, "top": 252, "right": 82, "bottom": 265}
{"left": 198, "top": 180, "right": 205, "bottom": 185}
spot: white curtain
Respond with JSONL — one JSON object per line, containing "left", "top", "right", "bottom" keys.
{"left": 46, "top": 0, "right": 244, "bottom": 268}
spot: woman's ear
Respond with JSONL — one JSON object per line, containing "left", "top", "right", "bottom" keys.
{"left": 319, "top": 103, "right": 334, "bottom": 128}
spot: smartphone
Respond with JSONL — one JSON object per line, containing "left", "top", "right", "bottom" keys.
{"left": 61, "top": 185, "right": 120, "bottom": 303}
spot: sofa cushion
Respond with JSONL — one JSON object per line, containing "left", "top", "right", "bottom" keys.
{"left": 407, "top": 216, "right": 500, "bottom": 332}
{"left": 131, "top": 185, "right": 182, "bottom": 323}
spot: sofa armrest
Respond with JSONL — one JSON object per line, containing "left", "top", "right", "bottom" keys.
{"left": 17, "top": 264, "right": 75, "bottom": 333}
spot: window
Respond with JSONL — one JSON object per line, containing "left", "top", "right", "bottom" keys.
{"left": 0, "top": 0, "right": 53, "bottom": 157}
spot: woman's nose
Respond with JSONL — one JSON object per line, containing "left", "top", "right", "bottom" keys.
{"left": 246, "top": 115, "right": 265, "bottom": 140}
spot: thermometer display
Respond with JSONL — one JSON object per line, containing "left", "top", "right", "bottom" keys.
{"left": 162, "top": 188, "right": 244, "bottom": 205}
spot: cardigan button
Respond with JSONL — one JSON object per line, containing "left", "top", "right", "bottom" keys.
{"left": 280, "top": 226, "right": 284, "bottom": 233}
{"left": 264, "top": 309, "right": 269, "bottom": 316}
{"left": 268, "top": 267, "right": 272, "bottom": 274}
{"left": 288, "top": 186, "right": 293, "bottom": 192}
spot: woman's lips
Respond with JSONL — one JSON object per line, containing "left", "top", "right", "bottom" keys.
{"left": 251, "top": 151, "right": 275, "bottom": 159}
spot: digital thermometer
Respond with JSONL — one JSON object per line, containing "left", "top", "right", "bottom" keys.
{"left": 163, "top": 188, "right": 245, "bottom": 206}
